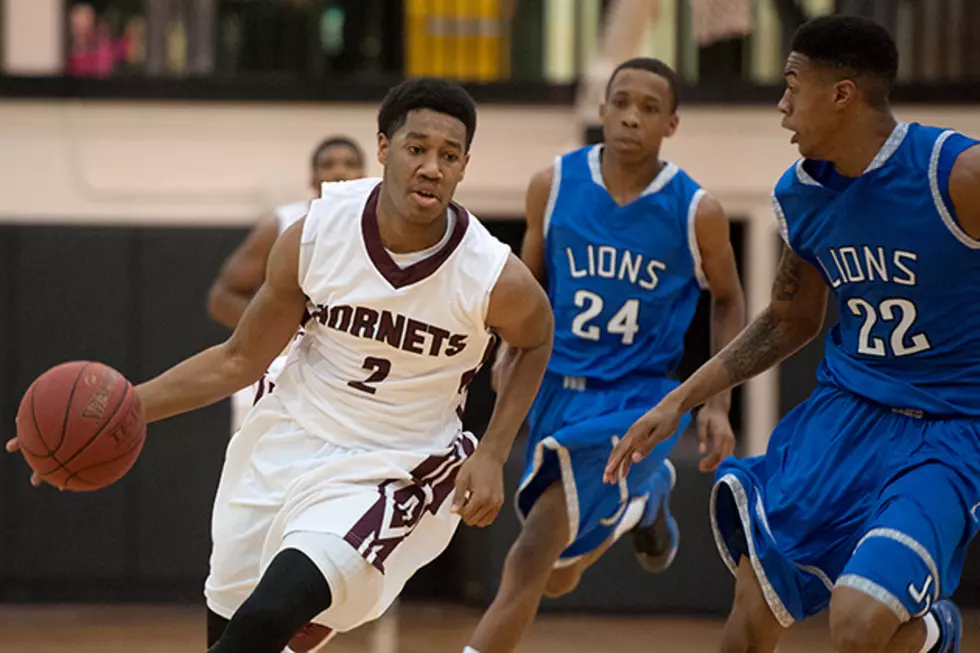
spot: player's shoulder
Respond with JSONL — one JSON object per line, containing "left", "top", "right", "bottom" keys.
{"left": 453, "top": 203, "right": 512, "bottom": 274}
{"left": 553, "top": 144, "right": 598, "bottom": 181}
{"left": 455, "top": 202, "right": 508, "bottom": 250}
{"left": 319, "top": 177, "right": 382, "bottom": 202}
{"left": 304, "top": 178, "right": 381, "bottom": 240}
{"left": 274, "top": 200, "right": 310, "bottom": 233}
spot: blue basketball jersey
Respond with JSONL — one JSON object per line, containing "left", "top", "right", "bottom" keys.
{"left": 543, "top": 145, "right": 707, "bottom": 381}
{"left": 774, "top": 122, "right": 980, "bottom": 417}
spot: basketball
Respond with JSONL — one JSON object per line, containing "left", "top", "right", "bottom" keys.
{"left": 15, "top": 361, "right": 146, "bottom": 492}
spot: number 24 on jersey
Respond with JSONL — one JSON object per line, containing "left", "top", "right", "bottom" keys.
{"left": 570, "top": 290, "right": 640, "bottom": 345}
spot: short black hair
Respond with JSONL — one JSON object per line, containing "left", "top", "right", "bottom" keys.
{"left": 605, "top": 57, "right": 681, "bottom": 113}
{"left": 377, "top": 78, "right": 478, "bottom": 151}
{"left": 791, "top": 15, "right": 898, "bottom": 103}
{"left": 311, "top": 136, "right": 365, "bottom": 168}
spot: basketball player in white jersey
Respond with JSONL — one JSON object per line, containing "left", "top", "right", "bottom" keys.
{"left": 6, "top": 78, "right": 553, "bottom": 653}
{"left": 208, "top": 137, "right": 367, "bottom": 435}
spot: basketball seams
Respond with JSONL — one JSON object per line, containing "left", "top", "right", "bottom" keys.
{"left": 63, "top": 424, "right": 145, "bottom": 491}
{"left": 51, "top": 381, "right": 133, "bottom": 474}
{"left": 17, "top": 361, "right": 146, "bottom": 491}
{"left": 57, "top": 362, "right": 93, "bottom": 453}
{"left": 21, "top": 384, "right": 56, "bottom": 459}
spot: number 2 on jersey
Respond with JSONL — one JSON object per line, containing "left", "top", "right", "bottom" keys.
{"left": 848, "top": 297, "right": 931, "bottom": 357}
{"left": 347, "top": 357, "right": 392, "bottom": 394}
{"left": 571, "top": 290, "right": 640, "bottom": 345}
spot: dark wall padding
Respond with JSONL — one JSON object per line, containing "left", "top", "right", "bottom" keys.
{"left": 0, "top": 221, "right": 975, "bottom": 611}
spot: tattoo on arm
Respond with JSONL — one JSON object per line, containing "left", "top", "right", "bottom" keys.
{"left": 718, "top": 249, "right": 807, "bottom": 385}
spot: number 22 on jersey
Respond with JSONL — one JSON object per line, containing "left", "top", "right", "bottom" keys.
{"left": 570, "top": 290, "right": 640, "bottom": 345}
{"left": 848, "top": 297, "right": 931, "bottom": 357}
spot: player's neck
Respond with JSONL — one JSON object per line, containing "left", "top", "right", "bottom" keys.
{"left": 600, "top": 147, "right": 665, "bottom": 205}
{"left": 376, "top": 192, "right": 449, "bottom": 254}
{"left": 830, "top": 112, "right": 898, "bottom": 178}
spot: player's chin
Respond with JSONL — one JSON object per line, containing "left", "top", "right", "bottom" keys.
{"left": 405, "top": 202, "right": 449, "bottom": 225}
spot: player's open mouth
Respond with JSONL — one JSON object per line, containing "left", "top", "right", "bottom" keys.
{"left": 411, "top": 190, "right": 439, "bottom": 207}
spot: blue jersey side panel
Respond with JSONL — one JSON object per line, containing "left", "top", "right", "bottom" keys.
{"left": 774, "top": 122, "right": 980, "bottom": 416}
{"left": 544, "top": 145, "right": 706, "bottom": 382}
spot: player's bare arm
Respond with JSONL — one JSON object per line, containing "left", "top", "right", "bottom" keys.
{"left": 691, "top": 193, "right": 746, "bottom": 472}
{"left": 452, "top": 254, "right": 554, "bottom": 527}
{"left": 491, "top": 166, "right": 551, "bottom": 391}
{"left": 519, "top": 165, "right": 553, "bottom": 284}
{"left": 207, "top": 215, "right": 282, "bottom": 329}
{"left": 138, "top": 220, "right": 309, "bottom": 423}
{"left": 604, "top": 245, "right": 827, "bottom": 482}
{"left": 948, "top": 143, "right": 980, "bottom": 240}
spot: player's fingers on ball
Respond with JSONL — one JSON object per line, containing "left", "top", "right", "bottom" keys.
{"left": 5, "top": 437, "right": 19, "bottom": 453}
{"left": 30, "top": 472, "right": 42, "bottom": 487}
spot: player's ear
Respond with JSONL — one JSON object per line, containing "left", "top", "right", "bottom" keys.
{"left": 666, "top": 113, "right": 680, "bottom": 138}
{"left": 377, "top": 132, "right": 389, "bottom": 167}
{"left": 833, "top": 78, "right": 858, "bottom": 110}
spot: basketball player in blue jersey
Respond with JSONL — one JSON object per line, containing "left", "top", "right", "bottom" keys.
{"left": 464, "top": 57, "right": 746, "bottom": 653}
{"left": 607, "top": 16, "right": 980, "bottom": 653}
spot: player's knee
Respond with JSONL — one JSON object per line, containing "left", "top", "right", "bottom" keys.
{"left": 504, "top": 534, "right": 554, "bottom": 582}
{"left": 829, "top": 588, "right": 898, "bottom": 653}
{"left": 234, "top": 596, "right": 296, "bottom": 634}
{"left": 543, "top": 567, "right": 581, "bottom": 598}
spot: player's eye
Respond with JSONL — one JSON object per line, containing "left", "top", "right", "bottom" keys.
{"left": 407, "top": 145, "right": 423, "bottom": 155}
{"left": 444, "top": 153, "right": 459, "bottom": 163}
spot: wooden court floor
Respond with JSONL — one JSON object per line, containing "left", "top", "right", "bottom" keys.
{"left": 1, "top": 603, "right": 978, "bottom": 652}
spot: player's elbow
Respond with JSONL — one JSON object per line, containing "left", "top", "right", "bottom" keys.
{"left": 219, "top": 339, "right": 267, "bottom": 389}
{"left": 784, "top": 310, "right": 825, "bottom": 345}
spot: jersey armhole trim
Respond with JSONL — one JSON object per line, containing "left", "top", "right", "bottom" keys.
{"left": 687, "top": 189, "right": 708, "bottom": 288}
{"left": 481, "top": 243, "right": 513, "bottom": 324}
{"left": 542, "top": 156, "right": 562, "bottom": 237}
{"left": 297, "top": 201, "right": 322, "bottom": 288}
{"left": 929, "top": 130, "right": 980, "bottom": 250}
{"left": 771, "top": 194, "right": 792, "bottom": 250}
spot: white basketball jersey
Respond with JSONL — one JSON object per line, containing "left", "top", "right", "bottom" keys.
{"left": 274, "top": 200, "right": 309, "bottom": 234}
{"left": 274, "top": 178, "right": 511, "bottom": 452}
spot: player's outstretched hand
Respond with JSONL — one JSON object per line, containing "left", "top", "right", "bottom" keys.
{"left": 604, "top": 398, "right": 683, "bottom": 484}
{"left": 696, "top": 400, "right": 736, "bottom": 473}
{"left": 5, "top": 436, "right": 42, "bottom": 487}
{"left": 451, "top": 451, "right": 505, "bottom": 528}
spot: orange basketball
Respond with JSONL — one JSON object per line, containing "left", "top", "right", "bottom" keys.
{"left": 15, "top": 361, "right": 146, "bottom": 491}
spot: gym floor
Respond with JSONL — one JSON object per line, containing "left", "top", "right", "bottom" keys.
{"left": 3, "top": 603, "right": 978, "bottom": 652}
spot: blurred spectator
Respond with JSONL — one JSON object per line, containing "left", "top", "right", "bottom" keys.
{"left": 68, "top": 2, "right": 129, "bottom": 77}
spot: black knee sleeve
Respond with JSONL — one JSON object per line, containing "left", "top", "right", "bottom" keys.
{"left": 208, "top": 548, "right": 333, "bottom": 653}
{"left": 207, "top": 608, "right": 230, "bottom": 647}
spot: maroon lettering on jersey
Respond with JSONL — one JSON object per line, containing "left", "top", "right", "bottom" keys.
{"left": 310, "top": 303, "right": 471, "bottom": 358}
{"left": 426, "top": 325, "right": 450, "bottom": 357}
{"left": 375, "top": 311, "right": 405, "bottom": 348}
{"left": 351, "top": 306, "right": 380, "bottom": 338}
{"left": 402, "top": 319, "right": 428, "bottom": 354}
{"left": 327, "top": 305, "right": 354, "bottom": 333}
{"left": 445, "top": 334, "right": 468, "bottom": 356}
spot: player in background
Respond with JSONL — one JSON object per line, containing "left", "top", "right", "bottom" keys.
{"left": 208, "top": 137, "right": 366, "bottom": 434}
{"left": 208, "top": 136, "right": 367, "bottom": 330}
{"left": 9, "top": 78, "right": 554, "bottom": 653}
{"left": 464, "top": 57, "right": 745, "bottom": 653}
{"left": 606, "top": 16, "right": 980, "bottom": 653}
